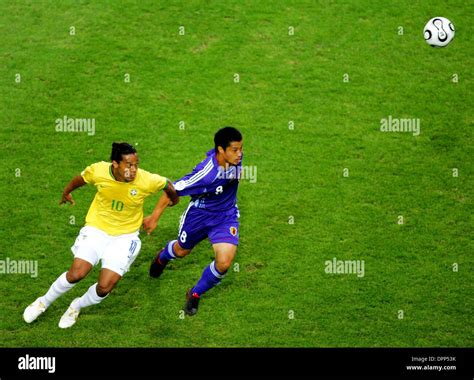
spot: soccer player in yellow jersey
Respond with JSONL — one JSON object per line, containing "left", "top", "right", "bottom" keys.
{"left": 23, "top": 142, "right": 178, "bottom": 328}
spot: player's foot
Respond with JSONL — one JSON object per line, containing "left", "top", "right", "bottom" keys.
{"left": 149, "top": 251, "right": 167, "bottom": 278}
{"left": 183, "top": 289, "right": 200, "bottom": 316}
{"left": 58, "top": 298, "right": 80, "bottom": 328}
{"left": 23, "top": 297, "right": 47, "bottom": 323}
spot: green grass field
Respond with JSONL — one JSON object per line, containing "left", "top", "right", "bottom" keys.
{"left": 0, "top": 0, "right": 472, "bottom": 347}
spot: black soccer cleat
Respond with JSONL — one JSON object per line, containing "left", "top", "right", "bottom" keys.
{"left": 149, "top": 251, "right": 167, "bottom": 278}
{"left": 184, "top": 290, "right": 200, "bottom": 316}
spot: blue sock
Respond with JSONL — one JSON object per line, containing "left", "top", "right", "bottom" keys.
{"left": 158, "top": 240, "right": 178, "bottom": 265}
{"left": 192, "top": 261, "right": 227, "bottom": 296}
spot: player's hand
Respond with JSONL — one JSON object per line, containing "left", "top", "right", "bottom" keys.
{"left": 59, "top": 193, "right": 75, "bottom": 206}
{"left": 143, "top": 215, "right": 158, "bottom": 235}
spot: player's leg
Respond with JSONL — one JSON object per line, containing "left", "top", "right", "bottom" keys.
{"left": 44, "top": 258, "right": 93, "bottom": 305}
{"left": 66, "top": 258, "right": 94, "bottom": 283}
{"left": 59, "top": 233, "right": 140, "bottom": 328}
{"left": 149, "top": 205, "right": 205, "bottom": 278}
{"left": 184, "top": 221, "right": 239, "bottom": 316}
{"left": 184, "top": 243, "right": 237, "bottom": 316}
{"left": 59, "top": 269, "right": 121, "bottom": 329}
{"left": 149, "top": 240, "right": 192, "bottom": 277}
{"left": 214, "top": 243, "right": 237, "bottom": 273}
{"left": 23, "top": 227, "right": 99, "bottom": 324}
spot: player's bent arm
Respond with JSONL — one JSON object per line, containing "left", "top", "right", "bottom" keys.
{"left": 163, "top": 180, "right": 179, "bottom": 206}
{"left": 59, "top": 175, "right": 86, "bottom": 205}
{"left": 143, "top": 182, "right": 179, "bottom": 235}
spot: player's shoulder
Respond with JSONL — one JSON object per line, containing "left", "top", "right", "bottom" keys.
{"left": 136, "top": 166, "right": 151, "bottom": 177}
{"left": 136, "top": 167, "right": 166, "bottom": 187}
{"left": 193, "top": 149, "right": 213, "bottom": 165}
{"left": 189, "top": 150, "right": 217, "bottom": 175}
{"left": 81, "top": 161, "right": 112, "bottom": 184}
{"left": 83, "top": 161, "right": 109, "bottom": 174}
{"left": 174, "top": 151, "right": 217, "bottom": 190}
{"left": 94, "top": 161, "right": 110, "bottom": 168}
{"left": 195, "top": 151, "right": 219, "bottom": 179}
{"left": 136, "top": 166, "right": 164, "bottom": 179}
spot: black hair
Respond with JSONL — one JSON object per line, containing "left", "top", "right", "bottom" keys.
{"left": 214, "top": 127, "right": 242, "bottom": 153}
{"left": 111, "top": 142, "right": 137, "bottom": 163}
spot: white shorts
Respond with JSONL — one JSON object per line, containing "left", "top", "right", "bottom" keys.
{"left": 71, "top": 226, "right": 142, "bottom": 276}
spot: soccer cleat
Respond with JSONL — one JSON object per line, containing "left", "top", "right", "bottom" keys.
{"left": 183, "top": 289, "right": 200, "bottom": 316}
{"left": 23, "top": 298, "right": 47, "bottom": 323}
{"left": 58, "top": 298, "right": 80, "bottom": 328}
{"left": 149, "top": 251, "right": 167, "bottom": 278}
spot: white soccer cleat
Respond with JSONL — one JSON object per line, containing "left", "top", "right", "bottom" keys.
{"left": 23, "top": 298, "right": 47, "bottom": 323}
{"left": 58, "top": 298, "right": 81, "bottom": 329}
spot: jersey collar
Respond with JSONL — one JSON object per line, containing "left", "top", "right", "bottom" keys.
{"left": 109, "top": 165, "right": 116, "bottom": 180}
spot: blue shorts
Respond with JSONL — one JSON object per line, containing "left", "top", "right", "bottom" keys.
{"left": 177, "top": 203, "right": 240, "bottom": 250}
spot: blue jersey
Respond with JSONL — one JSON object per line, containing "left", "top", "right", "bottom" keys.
{"left": 174, "top": 149, "right": 241, "bottom": 215}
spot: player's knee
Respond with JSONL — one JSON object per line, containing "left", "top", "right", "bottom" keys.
{"left": 97, "top": 280, "right": 117, "bottom": 296}
{"left": 66, "top": 268, "right": 88, "bottom": 283}
{"left": 215, "top": 259, "right": 232, "bottom": 273}
{"left": 173, "top": 242, "right": 191, "bottom": 258}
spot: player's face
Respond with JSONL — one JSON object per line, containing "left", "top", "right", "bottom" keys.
{"left": 223, "top": 141, "right": 243, "bottom": 166}
{"left": 113, "top": 153, "right": 139, "bottom": 182}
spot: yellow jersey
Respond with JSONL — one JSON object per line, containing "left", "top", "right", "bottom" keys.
{"left": 81, "top": 161, "right": 167, "bottom": 236}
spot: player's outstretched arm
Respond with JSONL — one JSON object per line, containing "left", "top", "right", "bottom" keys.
{"left": 143, "top": 180, "right": 179, "bottom": 235}
{"left": 59, "top": 175, "right": 86, "bottom": 206}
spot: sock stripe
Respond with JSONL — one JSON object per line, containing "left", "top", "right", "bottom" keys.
{"left": 210, "top": 261, "right": 226, "bottom": 279}
{"left": 167, "top": 240, "right": 177, "bottom": 259}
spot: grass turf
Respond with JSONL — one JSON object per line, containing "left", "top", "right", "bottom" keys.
{"left": 0, "top": 0, "right": 472, "bottom": 347}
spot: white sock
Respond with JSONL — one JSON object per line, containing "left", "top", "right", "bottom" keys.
{"left": 72, "top": 283, "right": 108, "bottom": 310}
{"left": 41, "top": 272, "right": 75, "bottom": 307}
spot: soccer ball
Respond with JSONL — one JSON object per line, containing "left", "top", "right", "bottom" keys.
{"left": 423, "top": 17, "right": 455, "bottom": 47}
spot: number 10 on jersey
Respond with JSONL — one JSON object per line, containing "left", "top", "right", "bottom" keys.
{"left": 111, "top": 200, "right": 124, "bottom": 211}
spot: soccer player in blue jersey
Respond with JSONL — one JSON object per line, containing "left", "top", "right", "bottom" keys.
{"left": 144, "top": 127, "right": 243, "bottom": 316}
